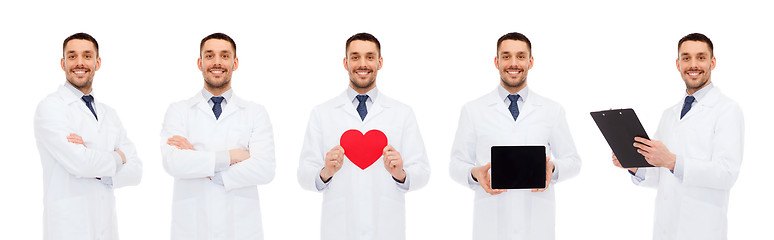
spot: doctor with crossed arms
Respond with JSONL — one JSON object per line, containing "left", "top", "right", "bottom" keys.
{"left": 160, "top": 33, "right": 275, "bottom": 240}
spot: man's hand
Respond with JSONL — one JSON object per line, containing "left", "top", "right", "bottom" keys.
{"left": 167, "top": 135, "right": 194, "bottom": 150}
{"left": 532, "top": 157, "right": 554, "bottom": 192}
{"left": 612, "top": 152, "right": 638, "bottom": 174}
{"left": 633, "top": 137, "right": 676, "bottom": 171}
{"left": 471, "top": 162, "right": 506, "bottom": 195}
{"left": 383, "top": 145, "right": 406, "bottom": 183}
{"left": 66, "top": 133, "right": 86, "bottom": 147}
{"left": 228, "top": 149, "right": 250, "bottom": 165}
{"left": 320, "top": 146, "right": 345, "bottom": 182}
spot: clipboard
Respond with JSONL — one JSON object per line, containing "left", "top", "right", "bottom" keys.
{"left": 491, "top": 146, "right": 546, "bottom": 189}
{"left": 590, "top": 108, "right": 654, "bottom": 168}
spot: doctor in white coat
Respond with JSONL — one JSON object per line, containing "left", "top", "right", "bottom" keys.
{"left": 161, "top": 33, "right": 275, "bottom": 240}
{"left": 34, "top": 33, "right": 143, "bottom": 240}
{"left": 297, "top": 33, "right": 430, "bottom": 240}
{"left": 613, "top": 33, "right": 744, "bottom": 240}
{"left": 450, "top": 32, "right": 581, "bottom": 240}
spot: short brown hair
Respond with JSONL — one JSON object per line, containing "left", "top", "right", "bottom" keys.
{"left": 678, "top": 33, "right": 713, "bottom": 56}
{"left": 497, "top": 32, "right": 532, "bottom": 55}
{"left": 346, "top": 32, "right": 381, "bottom": 56}
{"left": 200, "top": 33, "right": 237, "bottom": 57}
{"left": 63, "top": 32, "right": 99, "bottom": 56}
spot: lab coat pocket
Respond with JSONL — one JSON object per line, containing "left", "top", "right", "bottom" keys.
{"left": 233, "top": 193, "right": 262, "bottom": 238}
{"left": 47, "top": 196, "right": 90, "bottom": 237}
{"left": 226, "top": 124, "right": 251, "bottom": 150}
{"left": 106, "top": 125, "right": 121, "bottom": 150}
{"left": 321, "top": 197, "right": 347, "bottom": 235}
{"left": 677, "top": 197, "right": 723, "bottom": 239}
{"left": 525, "top": 122, "right": 551, "bottom": 145}
{"left": 171, "top": 198, "right": 197, "bottom": 239}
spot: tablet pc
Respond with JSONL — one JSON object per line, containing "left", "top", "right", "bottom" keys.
{"left": 491, "top": 146, "right": 546, "bottom": 189}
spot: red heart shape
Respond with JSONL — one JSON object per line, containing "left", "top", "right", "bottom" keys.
{"left": 339, "top": 129, "right": 388, "bottom": 170}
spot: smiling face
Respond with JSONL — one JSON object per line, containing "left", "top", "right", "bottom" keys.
{"left": 676, "top": 40, "right": 715, "bottom": 94}
{"left": 495, "top": 39, "right": 533, "bottom": 93}
{"left": 61, "top": 39, "right": 101, "bottom": 94}
{"left": 344, "top": 40, "right": 382, "bottom": 94}
{"left": 198, "top": 39, "right": 238, "bottom": 94}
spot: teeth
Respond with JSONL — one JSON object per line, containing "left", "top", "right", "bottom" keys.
{"left": 74, "top": 71, "right": 86, "bottom": 74}
{"left": 211, "top": 70, "right": 223, "bottom": 74}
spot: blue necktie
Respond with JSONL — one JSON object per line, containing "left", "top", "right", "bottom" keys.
{"left": 356, "top": 95, "right": 369, "bottom": 121}
{"left": 81, "top": 95, "right": 97, "bottom": 121}
{"left": 211, "top": 96, "right": 224, "bottom": 119}
{"left": 680, "top": 96, "right": 695, "bottom": 119}
{"left": 507, "top": 94, "right": 520, "bottom": 121}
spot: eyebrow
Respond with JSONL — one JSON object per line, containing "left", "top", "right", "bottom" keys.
{"left": 500, "top": 51, "right": 526, "bottom": 55}
{"left": 66, "top": 50, "right": 94, "bottom": 54}
{"left": 349, "top": 52, "right": 376, "bottom": 55}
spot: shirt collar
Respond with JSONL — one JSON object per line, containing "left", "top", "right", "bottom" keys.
{"left": 202, "top": 88, "right": 233, "bottom": 104}
{"left": 685, "top": 82, "right": 714, "bottom": 103}
{"left": 498, "top": 84, "right": 529, "bottom": 103}
{"left": 64, "top": 82, "right": 93, "bottom": 97}
{"left": 347, "top": 86, "right": 379, "bottom": 103}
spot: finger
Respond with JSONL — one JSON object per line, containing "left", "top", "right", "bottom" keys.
{"left": 633, "top": 142, "right": 652, "bottom": 152}
{"left": 634, "top": 137, "right": 652, "bottom": 147}
{"left": 637, "top": 149, "right": 648, "bottom": 157}
{"left": 383, "top": 145, "right": 395, "bottom": 154}
{"left": 483, "top": 162, "right": 492, "bottom": 170}
{"left": 390, "top": 160, "right": 400, "bottom": 168}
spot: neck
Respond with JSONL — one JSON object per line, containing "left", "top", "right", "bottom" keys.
{"left": 686, "top": 79, "right": 711, "bottom": 95}
{"left": 205, "top": 85, "right": 230, "bottom": 96}
{"left": 501, "top": 82, "right": 526, "bottom": 94}
{"left": 67, "top": 81, "right": 92, "bottom": 95}
{"left": 350, "top": 83, "right": 376, "bottom": 95}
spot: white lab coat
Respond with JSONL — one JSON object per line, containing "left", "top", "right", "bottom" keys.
{"left": 160, "top": 91, "right": 275, "bottom": 240}
{"left": 297, "top": 90, "right": 430, "bottom": 240}
{"left": 632, "top": 86, "right": 743, "bottom": 240}
{"left": 450, "top": 87, "right": 581, "bottom": 240}
{"left": 34, "top": 85, "right": 143, "bottom": 240}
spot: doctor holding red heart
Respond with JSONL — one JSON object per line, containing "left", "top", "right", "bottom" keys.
{"left": 297, "top": 33, "right": 431, "bottom": 240}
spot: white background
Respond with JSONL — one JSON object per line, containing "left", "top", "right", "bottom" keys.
{"left": 1, "top": 0, "right": 771, "bottom": 239}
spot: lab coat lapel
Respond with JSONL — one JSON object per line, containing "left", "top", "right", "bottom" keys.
{"left": 56, "top": 85, "right": 99, "bottom": 126}
{"left": 486, "top": 89, "right": 516, "bottom": 122}
{"left": 678, "top": 87, "right": 720, "bottom": 121}
{"left": 334, "top": 91, "right": 362, "bottom": 121}
{"left": 186, "top": 93, "right": 215, "bottom": 120}
{"left": 516, "top": 88, "right": 543, "bottom": 124}
{"left": 217, "top": 94, "right": 245, "bottom": 121}
{"left": 363, "top": 94, "right": 389, "bottom": 124}
{"left": 95, "top": 101, "right": 106, "bottom": 128}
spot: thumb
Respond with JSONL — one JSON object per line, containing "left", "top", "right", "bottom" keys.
{"left": 383, "top": 145, "right": 393, "bottom": 154}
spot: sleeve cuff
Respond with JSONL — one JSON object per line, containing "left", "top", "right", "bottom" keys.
{"left": 394, "top": 172, "right": 410, "bottom": 192}
{"left": 99, "top": 176, "right": 114, "bottom": 188}
{"left": 632, "top": 168, "right": 646, "bottom": 182}
{"left": 210, "top": 172, "right": 225, "bottom": 186}
{"left": 672, "top": 155, "right": 684, "bottom": 181}
{"left": 315, "top": 169, "right": 330, "bottom": 191}
{"left": 215, "top": 151, "right": 230, "bottom": 172}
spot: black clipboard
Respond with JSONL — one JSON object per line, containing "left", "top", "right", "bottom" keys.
{"left": 491, "top": 146, "right": 546, "bottom": 189}
{"left": 590, "top": 108, "right": 654, "bottom": 168}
